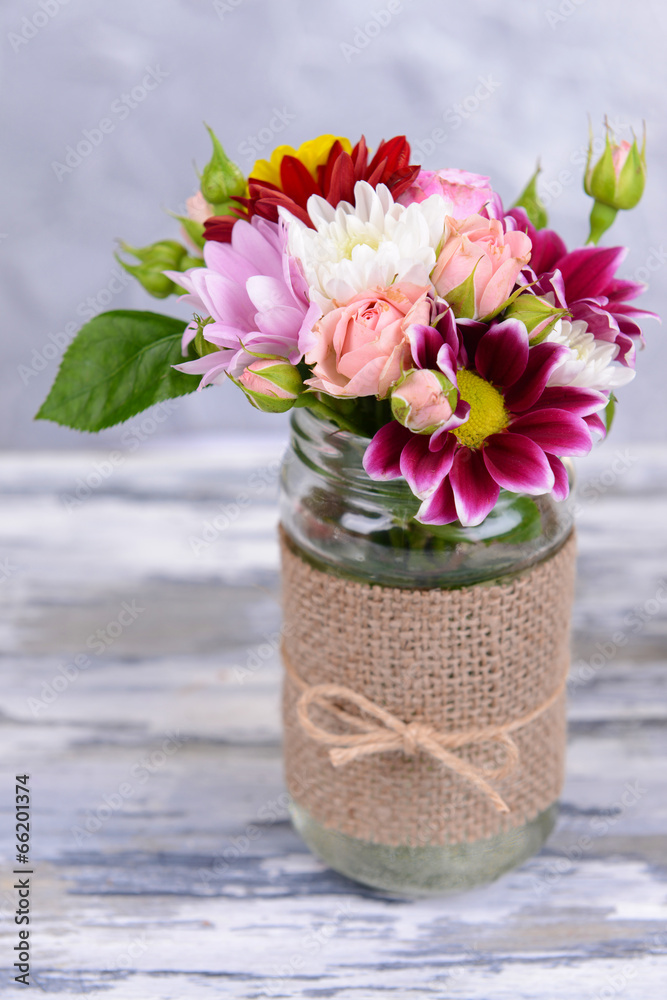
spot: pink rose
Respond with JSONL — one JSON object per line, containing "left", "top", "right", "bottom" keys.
{"left": 391, "top": 369, "right": 455, "bottom": 434}
{"left": 305, "top": 284, "right": 431, "bottom": 398}
{"left": 432, "top": 215, "right": 532, "bottom": 318}
{"left": 399, "top": 169, "right": 495, "bottom": 219}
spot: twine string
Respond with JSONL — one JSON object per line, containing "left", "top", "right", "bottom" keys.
{"left": 283, "top": 648, "right": 568, "bottom": 815}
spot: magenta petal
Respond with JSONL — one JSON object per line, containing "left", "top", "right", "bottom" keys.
{"left": 429, "top": 399, "right": 470, "bottom": 450}
{"left": 475, "top": 319, "right": 529, "bottom": 387}
{"left": 509, "top": 408, "right": 592, "bottom": 457}
{"left": 529, "top": 230, "right": 568, "bottom": 277}
{"left": 504, "top": 342, "right": 569, "bottom": 412}
{"left": 546, "top": 454, "right": 570, "bottom": 501}
{"left": 363, "top": 422, "right": 413, "bottom": 480}
{"left": 416, "top": 476, "right": 459, "bottom": 525}
{"left": 483, "top": 433, "right": 555, "bottom": 495}
{"left": 435, "top": 343, "right": 459, "bottom": 384}
{"left": 584, "top": 412, "right": 607, "bottom": 439}
{"left": 400, "top": 434, "right": 456, "bottom": 498}
{"left": 450, "top": 448, "right": 500, "bottom": 526}
{"left": 409, "top": 324, "right": 444, "bottom": 370}
{"left": 537, "top": 386, "right": 608, "bottom": 416}
{"left": 558, "top": 245, "right": 627, "bottom": 301}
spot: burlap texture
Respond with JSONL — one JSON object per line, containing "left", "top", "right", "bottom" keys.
{"left": 281, "top": 528, "right": 577, "bottom": 846}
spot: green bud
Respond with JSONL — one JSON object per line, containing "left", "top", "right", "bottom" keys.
{"left": 504, "top": 292, "right": 568, "bottom": 340}
{"left": 232, "top": 361, "right": 304, "bottom": 413}
{"left": 584, "top": 121, "right": 647, "bottom": 244}
{"left": 191, "top": 316, "right": 218, "bottom": 357}
{"left": 200, "top": 125, "right": 246, "bottom": 206}
{"left": 512, "top": 162, "right": 548, "bottom": 230}
{"left": 172, "top": 214, "right": 206, "bottom": 250}
{"left": 116, "top": 240, "right": 203, "bottom": 299}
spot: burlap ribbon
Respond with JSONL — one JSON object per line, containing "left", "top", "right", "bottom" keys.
{"left": 283, "top": 649, "right": 568, "bottom": 814}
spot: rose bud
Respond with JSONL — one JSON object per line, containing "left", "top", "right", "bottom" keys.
{"left": 236, "top": 360, "right": 303, "bottom": 413}
{"left": 584, "top": 122, "right": 647, "bottom": 244}
{"left": 391, "top": 369, "right": 458, "bottom": 435}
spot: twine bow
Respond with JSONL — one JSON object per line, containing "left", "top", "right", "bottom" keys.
{"left": 285, "top": 651, "right": 568, "bottom": 815}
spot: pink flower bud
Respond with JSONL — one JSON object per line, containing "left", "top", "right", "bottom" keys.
{"left": 391, "top": 369, "right": 456, "bottom": 434}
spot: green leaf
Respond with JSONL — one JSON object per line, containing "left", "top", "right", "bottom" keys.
{"left": 604, "top": 392, "right": 617, "bottom": 434}
{"left": 36, "top": 310, "right": 201, "bottom": 432}
{"left": 512, "top": 161, "right": 549, "bottom": 230}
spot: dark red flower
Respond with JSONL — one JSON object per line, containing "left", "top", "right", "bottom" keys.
{"left": 203, "top": 136, "right": 420, "bottom": 244}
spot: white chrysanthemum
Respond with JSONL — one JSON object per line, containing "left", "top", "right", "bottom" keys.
{"left": 546, "top": 319, "right": 636, "bottom": 391}
{"left": 280, "top": 181, "right": 451, "bottom": 313}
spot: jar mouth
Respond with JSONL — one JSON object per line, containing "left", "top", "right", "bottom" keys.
{"left": 282, "top": 406, "right": 576, "bottom": 588}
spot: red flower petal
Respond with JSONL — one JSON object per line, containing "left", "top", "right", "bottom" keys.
{"left": 483, "top": 433, "right": 555, "bottom": 494}
{"left": 327, "top": 153, "right": 356, "bottom": 207}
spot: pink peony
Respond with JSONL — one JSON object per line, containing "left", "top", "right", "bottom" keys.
{"left": 305, "top": 284, "right": 431, "bottom": 398}
{"left": 399, "top": 169, "right": 495, "bottom": 219}
{"left": 432, "top": 215, "right": 532, "bottom": 318}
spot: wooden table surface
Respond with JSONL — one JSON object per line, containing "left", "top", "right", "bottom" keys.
{"left": 1, "top": 436, "right": 666, "bottom": 999}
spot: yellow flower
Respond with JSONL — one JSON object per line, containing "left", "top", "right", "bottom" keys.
{"left": 250, "top": 135, "right": 352, "bottom": 187}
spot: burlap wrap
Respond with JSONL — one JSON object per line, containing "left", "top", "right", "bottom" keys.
{"left": 281, "top": 528, "right": 577, "bottom": 846}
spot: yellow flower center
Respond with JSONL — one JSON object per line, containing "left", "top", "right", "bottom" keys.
{"left": 453, "top": 369, "right": 510, "bottom": 449}
{"left": 339, "top": 232, "right": 382, "bottom": 260}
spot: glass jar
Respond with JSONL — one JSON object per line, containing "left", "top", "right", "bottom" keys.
{"left": 279, "top": 407, "right": 575, "bottom": 895}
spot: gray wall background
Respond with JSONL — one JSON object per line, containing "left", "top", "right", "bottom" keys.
{"left": 1, "top": 0, "right": 664, "bottom": 451}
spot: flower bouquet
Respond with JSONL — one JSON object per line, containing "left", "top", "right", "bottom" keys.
{"left": 38, "top": 126, "right": 655, "bottom": 894}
